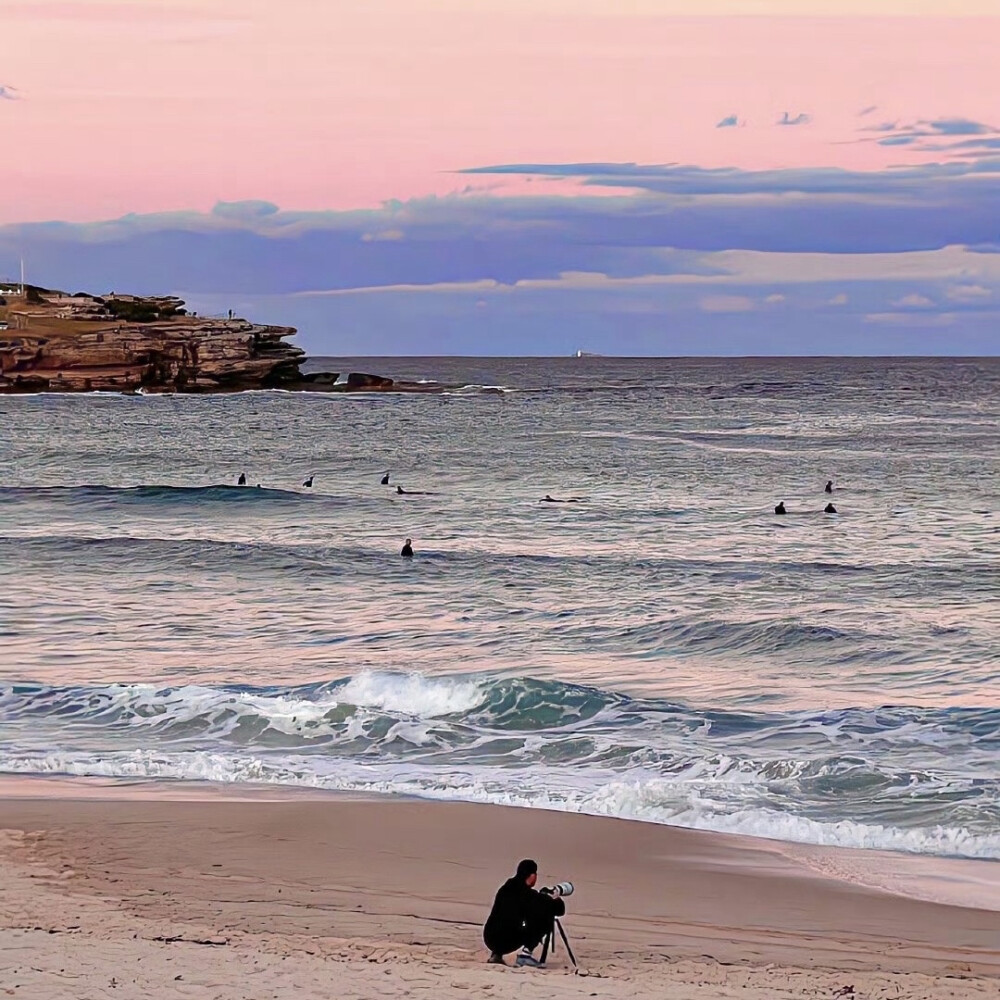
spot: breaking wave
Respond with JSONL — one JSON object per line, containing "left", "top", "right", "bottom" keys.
{"left": 3, "top": 672, "right": 999, "bottom": 859}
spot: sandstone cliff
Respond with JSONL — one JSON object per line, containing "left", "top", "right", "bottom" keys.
{"left": 0, "top": 288, "right": 306, "bottom": 393}
{"left": 0, "top": 287, "right": 428, "bottom": 394}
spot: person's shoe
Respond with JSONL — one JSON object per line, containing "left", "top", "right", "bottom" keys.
{"left": 516, "top": 950, "right": 543, "bottom": 968}
{"left": 487, "top": 952, "right": 507, "bottom": 965}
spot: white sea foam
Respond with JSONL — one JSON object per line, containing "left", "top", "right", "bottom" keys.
{"left": 336, "top": 671, "right": 485, "bottom": 717}
{"left": 7, "top": 672, "right": 487, "bottom": 737}
{"left": 3, "top": 749, "right": 1000, "bottom": 861}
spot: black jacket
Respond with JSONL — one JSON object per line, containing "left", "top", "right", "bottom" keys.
{"left": 483, "top": 877, "right": 565, "bottom": 956}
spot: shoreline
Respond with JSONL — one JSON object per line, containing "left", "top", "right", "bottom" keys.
{"left": 2, "top": 786, "right": 1000, "bottom": 998}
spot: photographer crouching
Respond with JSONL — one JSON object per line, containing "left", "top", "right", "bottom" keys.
{"left": 483, "top": 859, "right": 569, "bottom": 967}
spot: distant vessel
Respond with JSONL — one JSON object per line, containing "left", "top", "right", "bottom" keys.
{"left": 574, "top": 349, "right": 602, "bottom": 358}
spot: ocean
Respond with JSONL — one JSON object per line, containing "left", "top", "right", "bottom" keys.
{"left": 1, "top": 356, "right": 998, "bottom": 858}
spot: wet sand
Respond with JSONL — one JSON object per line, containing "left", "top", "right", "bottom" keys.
{"left": 1, "top": 784, "right": 999, "bottom": 999}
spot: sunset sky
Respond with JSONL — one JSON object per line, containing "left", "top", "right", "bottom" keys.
{"left": 2, "top": 0, "right": 998, "bottom": 354}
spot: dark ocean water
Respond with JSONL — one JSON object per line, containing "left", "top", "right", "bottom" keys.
{"left": 1, "top": 357, "right": 998, "bottom": 857}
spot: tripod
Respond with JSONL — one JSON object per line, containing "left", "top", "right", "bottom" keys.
{"left": 538, "top": 917, "right": 577, "bottom": 969}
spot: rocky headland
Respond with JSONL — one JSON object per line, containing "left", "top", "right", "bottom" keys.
{"left": 0, "top": 285, "right": 435, "bottom": 394}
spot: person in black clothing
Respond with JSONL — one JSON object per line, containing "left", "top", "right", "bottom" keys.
{"left": 401, "top": 537, "right": 413, "bottom": 558}
{"left": 483, "top": 859, "right": 566, "bottom": 966}
{"left": 774, "top": 501, "right": 786, "bottom": 515}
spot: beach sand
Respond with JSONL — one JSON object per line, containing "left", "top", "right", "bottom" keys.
{"left": 1, "top": 781, "right": 999, "bottom": 999}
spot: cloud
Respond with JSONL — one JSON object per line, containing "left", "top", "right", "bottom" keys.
{"left": 777, "top": 112, "right": 811, "bottom": 127}
{"left": 950, "top": 137, "right": 1000, "bottom": 154}
{"left": 716, "top": 114, "right": 740, "bottom": 128}
{"left": 211, "top": 200, "right": 280, "bottom": 220}
{"left": 0, "top": 85, "right": 18, "bottom": 101}
{"left": 863, "top": 117, "right": 1000, "bottom": 158}
{"left": 858, "top": 105, "right": 878, "bottom": 118}
{"left": 2, "top": 146, "right": 998, "bottom": 354}
{"left": 459, "top": 158, "right": 1000, "bottom": 200}
{"left": 891, "top": 293, "right": 934, "bottom": 308}
{"left": 864, "top": 312, "right": 956, "bottom": 327}
{"left": 924, "top": 118, "right": 993, "bottom": 136}
{"left": 361, "top": 228, "right": 405, "bottom": 242}
{"left": 5, "top": 161, "right": 1000, "bottom": 346}
{"left": 700, "top": 294, "right": 755, "bottom": 313}
{"left": 946, "top": 283, "right": 992, "bottom": 302}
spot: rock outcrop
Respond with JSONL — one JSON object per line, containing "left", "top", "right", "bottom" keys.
{"left": 0, "top": 286, "right": 442, "bottom": 394}
{"left": 0, "top": 288, "right": 303, "bottom": 393}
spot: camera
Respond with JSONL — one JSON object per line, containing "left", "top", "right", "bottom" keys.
{"left": 540, "top": 881, "right": 574, "bottom": 898}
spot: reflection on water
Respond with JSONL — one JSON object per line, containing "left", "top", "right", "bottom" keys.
{"left": 1, "top": 357, "right": 998, "bottom": 856}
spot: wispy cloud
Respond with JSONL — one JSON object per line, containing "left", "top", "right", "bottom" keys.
{"left": 924, "top": 118, "right": 993, "bottom": 136}
{"left": 891, "top": 293, "right": 935, "bottom": 308}
{"left": 828, "top": 293, "right": 849, "bottom": 306}
{"left": 716, "top": 114, "right": 740, "bottom": 128}
{"left": 858, "top": 105, "right": 878, "bottom": 118}
{"left": 212, "top": 200, "right": 280, "bottom": 221}
{"left": 946, "top": 283, "right": 992, "bottom": 302}
{"left": 0, "top": 85, "right": 18, "bottom": 101}
{"left": 864, "top": 312, "right": 956, "bottom": 327}
{"left": 864, "top": 116, "right": 1000, "bottom": 157}
{"left": 700, "top": 294, "right": 755, "bottom": 313}
{"left": 777, "top": 112, "right": 811, "bottom": 127}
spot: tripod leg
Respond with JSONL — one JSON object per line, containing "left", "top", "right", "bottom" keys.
{"left": 538, "top": 929, "right": 551, "bottom": 965}
{"left": 555, "top": 918, "right": 577, "bottom": 968}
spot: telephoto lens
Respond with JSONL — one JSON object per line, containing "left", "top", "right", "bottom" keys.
{"left": 554, "top": 881, "right": 574, "bottom": 897}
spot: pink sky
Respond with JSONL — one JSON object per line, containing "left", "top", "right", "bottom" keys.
{"left": 2, "top": 1, "right": 998, "bottom": 223}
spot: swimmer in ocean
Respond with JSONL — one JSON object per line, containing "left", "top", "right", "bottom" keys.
{"left": 237, "top": 472, "right": 246, "bottom": 486}
{"left": 774, "top": 501, "right": 787, "bottom": 515}
{"left": 825, "top": 480, "right": 834, "bottom": 494}
{"left": 401, "top": 537, "right": 413, "bottom": 558}
{"left": 303, "top": 475, "right": 314, "bottom": 488}
{"left": 824, "top": 502, "right": 837, "bottom": 513}
{"left": 381, "top": 472, "right": 390, "bottom": 485}
{"left": 540, "top": 495, "right": 581, "bottom": 503}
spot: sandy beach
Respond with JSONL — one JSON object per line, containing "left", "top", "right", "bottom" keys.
{"left": 1, "top": 781, "right": 999, "bottom": 999}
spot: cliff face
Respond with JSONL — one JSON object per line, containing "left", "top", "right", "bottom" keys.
{"left": 0, "top": 289, "right": 304, "bottom": 393}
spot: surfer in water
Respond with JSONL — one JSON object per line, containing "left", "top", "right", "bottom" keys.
{"left": 237, "top": 472, "right": 246, "bottom": 486}
{"left": 774, "top": 501, "right": 787, "bottom": 515}
{"left": 381, "top": 472, "right": 390, "bottom": 485}
{"left": 824, "top": 502, "right": 837, "bottom": 513}
{"left": 401, "top": 538, "right": 413, "bottom": 558}
{"left": 540, "top": 495, "right": 581, "bottom": 503}
{"left": 302, "top": 475, "right": 314, "bottom": 488}
{"left": 397, "top": 485, "right": 432, "bottom": 495}
{"left": 825, "top": 480, "right": 834, "bottom": 494}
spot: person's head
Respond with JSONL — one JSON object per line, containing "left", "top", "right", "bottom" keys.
{"left": 405, "top": 537, "right": 412, "bottom": 546}
{"left": 516, "top": 858, "right": 538, "bottom": 887}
